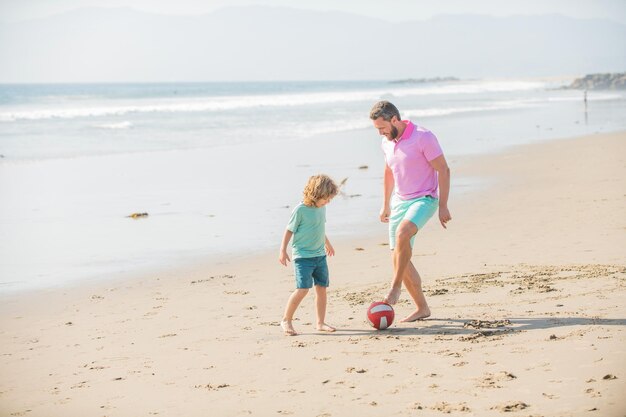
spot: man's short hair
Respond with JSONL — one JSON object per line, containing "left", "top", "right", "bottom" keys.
{"left": 369, "top": 100, "right": 401, "bottom": 121}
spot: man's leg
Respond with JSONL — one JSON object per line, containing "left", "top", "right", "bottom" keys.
{"left": 384, "top": 220, "right": 417, "bottom": 304}
{"left": 400, "top": 261, "right": 431, "bottom": 322}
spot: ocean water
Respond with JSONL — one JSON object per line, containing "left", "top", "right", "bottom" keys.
{"left": 1, "top": 79, "right": 625, "bottom": 292}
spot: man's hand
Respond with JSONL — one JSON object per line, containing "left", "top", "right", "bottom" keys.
{"left": 325, "top": 242, "right": 335, "bottom": 257}
{"left": 379, "top": 205, "right": 390, "bottom": 223}
{"left": 439, "top": 206, "right": 452, "bottom": 229}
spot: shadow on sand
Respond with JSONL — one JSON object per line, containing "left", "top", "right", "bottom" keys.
{"left": 313, "top": 317, "right": 626, "bottom": 337}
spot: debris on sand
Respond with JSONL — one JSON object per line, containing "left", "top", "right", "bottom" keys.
{"left": 127, "top": 212, "right": 148, "bottom": 219}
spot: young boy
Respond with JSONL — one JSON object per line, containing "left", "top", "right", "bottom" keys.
{"left": 278, "top": 174, "right": 339, "bottom": 336}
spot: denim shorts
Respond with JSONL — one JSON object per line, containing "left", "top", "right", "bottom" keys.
{"left": 294, "top": 256, "right": 329, "bottom": 289}
{"left": 389, "top": 195, "right": 438, "bottom": 250}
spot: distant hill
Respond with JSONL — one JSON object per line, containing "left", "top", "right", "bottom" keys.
{"left": 0, "top": 7, "right": 625, "bottom": 82}
{"left": 390, "top": 77, "right": 460, "bottom": 84}
{"left": 566, "top": 73, "right": 626, "bottom": 90}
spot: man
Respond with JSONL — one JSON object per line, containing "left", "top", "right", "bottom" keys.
{"left": 369, "top": 100, "right": 451, "bottom": 322}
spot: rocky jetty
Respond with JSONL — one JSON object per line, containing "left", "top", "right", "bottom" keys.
{"left": 567, "top": 73, "right": 626, "bottom": 90}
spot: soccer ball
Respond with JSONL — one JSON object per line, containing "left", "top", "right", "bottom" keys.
{"left": 367, "top": 301, "right": 395, "bottom": 330}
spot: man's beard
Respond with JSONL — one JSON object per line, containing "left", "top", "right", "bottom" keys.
{"left": 387, "top": 125, "right": 398, "bottom": 140}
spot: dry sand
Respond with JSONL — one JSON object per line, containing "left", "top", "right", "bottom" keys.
{"left": 1, "top": 132, "right": 625, "bottom": 417}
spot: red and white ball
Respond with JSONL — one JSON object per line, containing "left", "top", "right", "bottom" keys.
{"left": 367, "top": 301, "right": 395, "bottom": 330}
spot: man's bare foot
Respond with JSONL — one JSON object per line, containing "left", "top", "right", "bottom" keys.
{"left": 281, "top": 320, "right": 297, "bottom": 336}
{"left": 400, "top": 308, "right": 431, "bottom": 322}
{"left": 316, "top": 323, "right": 336, "bottom": 332}
{"left": 383, "top": 287, "right": 401, "bottom": 305}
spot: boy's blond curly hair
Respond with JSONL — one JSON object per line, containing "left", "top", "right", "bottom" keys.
{"left": 302, "top": 174, "right": 339, "bottom": 207}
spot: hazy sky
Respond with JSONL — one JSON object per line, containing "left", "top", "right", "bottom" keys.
{"left": 2, "top": 0, "right": 626, "bottom": 23}
{"left": 1, "top": 0, "right": 624, "bottom": 82}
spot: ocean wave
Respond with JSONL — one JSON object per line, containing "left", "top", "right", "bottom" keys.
{"left": 403, "top": 100, "right": 536, "bottom": 119}
{"left": 93, "top": 121, "right": 133, "bottom": 129}
{"left": 393, "top": 80, "right": 547, "bottom": 97}
{"left": 0, "top": 80, "right": 548, "bottom": 122}
{"left": 291, "top": 99, "right": 538, "bottom": 137}
{"left": 544, "top": 92, "right": 624, "bottom": 102}
{"left": 0, "top": 94, "right": 371, "bottom": 121}
{"left": 294, "top": 120, "right": 372, "bottom": 137}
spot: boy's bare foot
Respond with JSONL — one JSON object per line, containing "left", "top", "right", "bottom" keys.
{"left": 383, "top": 287, "right": 401, "bottom": 305}
{"left": 281, "top": 320, "right": 297, "bottom": 336}
{"left": 400, "top": 308, "right": 431, "bottom": 323}
{"left": 316, "top": 323, "right": 336, "bottom": 332}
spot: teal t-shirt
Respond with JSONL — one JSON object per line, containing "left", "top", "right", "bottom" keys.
{"left": 286, "top": 203, "right": 326, "bottom": 259}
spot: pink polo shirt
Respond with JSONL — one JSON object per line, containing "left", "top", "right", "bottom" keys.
{"left": 381, "top": 120, "right": 443, "bottom": 200}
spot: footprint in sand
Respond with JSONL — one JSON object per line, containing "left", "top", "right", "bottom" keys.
{"left": 585, "top": 388, "right": 602, "bottom": 397}
{"left": 259, "top": 321, "right": 280, "bottom": 327}
{"left": 345, "top": 367, "right": 367, "bottom": 373}
{"left": 428, "top": 288, "right": 449, "bottom": 296}
{"left": 463, "top": 319, "right": 511, "bottom": 329}
{"left": 83, "top": 361, "right": 107, "bottom": 371}
{"left": 491, "top": 401, "right": 529, "bottom": 412}
{"left": 478, "top": 371, "right": 517, "bottom": 388}
{"left": 194, "top": 383, "right": 230, "bottom": 391}
{"left": 10, "top": 411, "right": 33, "bottom": 416}
{"left": 430, "top": 402, "right": 471, "bottom": 413}
{"left": 459, "top": 330, "right": 512, "bottom": 343}
{"left": 70, "top": 381, "right": 89, "bottom": 389}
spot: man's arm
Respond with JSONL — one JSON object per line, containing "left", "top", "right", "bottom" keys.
{"left": 429, "top": 155, "right": 452, "bottom": 228}
{"left": 380, "top": 163, "right": 395, "bottom": 223}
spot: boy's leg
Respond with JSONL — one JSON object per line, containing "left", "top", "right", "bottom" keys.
{"left": 282, "top": 288, "right": 309, "bottom": 335}
{"left": 314, "top": 285, "right": 335, "bottom": 332}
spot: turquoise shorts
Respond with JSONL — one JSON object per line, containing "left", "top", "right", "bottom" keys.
{"left": 389, "top": 195, "right": 438, "bottom": 250}
{"left": 294, "top": 256, "right": 329, "bottom": 289}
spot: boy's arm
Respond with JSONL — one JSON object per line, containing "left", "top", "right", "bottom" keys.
{"left": 380, "top": 163, "right": 394, "bottom": 223}
{"left": 324, "top": 235, "right": 335, "bottom": 257}
{"left": 279, "top": 229, "right": 293, "bottom": 266}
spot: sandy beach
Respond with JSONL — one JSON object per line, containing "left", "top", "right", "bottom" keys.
{"left": 1, "top": 131, "right": 625, "bottom": 417}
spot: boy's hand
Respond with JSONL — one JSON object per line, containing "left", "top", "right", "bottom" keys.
{"left": 325, "top": 242, "right": 335, "bottom": 257}
{"left": 278, "top": 250, "right": 290, "bottom": 266}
